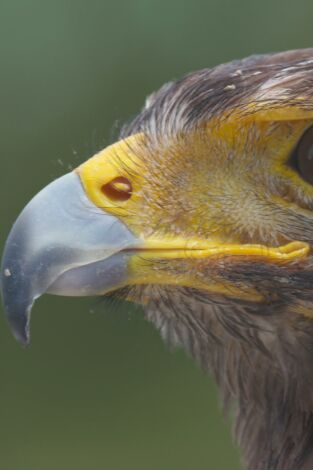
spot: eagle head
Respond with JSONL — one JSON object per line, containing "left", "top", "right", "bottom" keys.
{"left": 3, "top": 48, "right": 313, "bottom": 469}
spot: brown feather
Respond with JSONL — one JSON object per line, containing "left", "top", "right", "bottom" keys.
{"left": 118, "top": 49, "right": 313, "bottom": 469}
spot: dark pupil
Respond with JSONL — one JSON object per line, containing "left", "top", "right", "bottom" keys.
{"left": 295, "top": 125, "right": 313, "bottom": 185}
{"left": 101, "top": 176, "right": 132, "bottom": 201}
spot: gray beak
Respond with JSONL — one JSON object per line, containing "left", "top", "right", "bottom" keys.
{"left": 0, "top": 172, "right": 139, "bottom": 345}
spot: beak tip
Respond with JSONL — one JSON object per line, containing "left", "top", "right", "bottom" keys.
{"left": 7, "top": 312, "right": 30, "bottom": 345}
{"left": 1, "top": 272, "right": 32, "bottom": 345}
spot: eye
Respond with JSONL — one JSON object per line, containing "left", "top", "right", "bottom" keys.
{"left": 101, "top": 176, "right": 132, "bottom": 202}
{"left": 291, "top": 125, "right": 313, "bottom": 185}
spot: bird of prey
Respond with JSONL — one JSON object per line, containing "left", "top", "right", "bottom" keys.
{"left": 3, "top": 48, "right": 313, "bottom": 470}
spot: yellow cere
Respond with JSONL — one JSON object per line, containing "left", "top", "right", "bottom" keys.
{"left": 77, "top": 133, "right": 145, "bottom": 217}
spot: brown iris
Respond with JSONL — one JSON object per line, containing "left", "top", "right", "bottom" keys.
{"left": 292, "top": 125, "right": 313, "bottom": 185}
{"left": 101, "top": 176, "right": 132, "bottom": 201}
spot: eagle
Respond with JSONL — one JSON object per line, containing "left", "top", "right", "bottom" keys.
{"left": 3, "top": 48, "right": 313, "bottom": 470}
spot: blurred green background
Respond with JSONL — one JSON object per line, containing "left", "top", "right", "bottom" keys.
{"left": 0, "top": 1, "right": 312, "bottom": 469}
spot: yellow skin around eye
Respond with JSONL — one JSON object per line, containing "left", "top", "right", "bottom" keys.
{"left": 247, "top": 104, "right": 313, "bottom": 197}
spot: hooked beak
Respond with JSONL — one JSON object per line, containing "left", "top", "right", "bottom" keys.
{"left": 0, "top": 172, "right": 139, "bottom": 345}
{"left": 1, "top": 133, "right": 310, "bottom": 345}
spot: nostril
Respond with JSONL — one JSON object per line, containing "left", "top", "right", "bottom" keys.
{"left": 101, "top": 176, "right": 132, "bottom": 202}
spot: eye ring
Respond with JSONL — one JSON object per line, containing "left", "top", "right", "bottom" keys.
{"left": 290, "top": 125, "right": 313, "bottom": 185}
{"left": 101, "top": 176, "right": 132, "bottom": 202}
